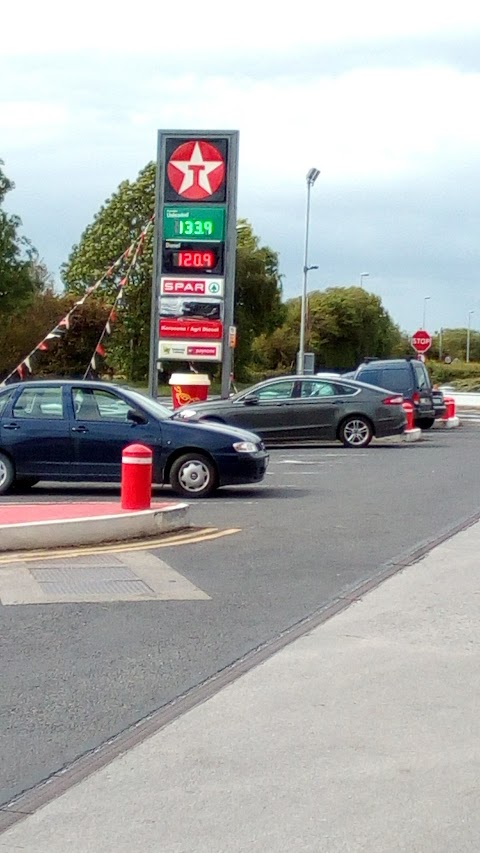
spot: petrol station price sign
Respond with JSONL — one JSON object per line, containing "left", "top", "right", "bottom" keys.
{"left": 149, "top": 129, "right": 239, "bottom": 397}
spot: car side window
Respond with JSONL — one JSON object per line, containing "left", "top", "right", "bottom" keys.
{"left": 254, "top": 381, "right": 295, "bottom": 401}
{"left": 333, "top": 383, "right": 358, "bottom": 396}
{"left": 0, "top": 388, "right": 15, "bottom": 417}
{"left": 12, "top": 386, "right": 64, "bottom": 419}
{"left": 72, "top": 388, "right": 133, "bottom": 423}
{"left": 301, "top": 381, "right": 336, "bottom": 397}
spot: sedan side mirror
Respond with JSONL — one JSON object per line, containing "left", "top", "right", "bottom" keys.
{"left": 127, "top": 409, "right": 148, "bottom": 425}
{"left": 244, "top": 395, "right": 259, "bottom": 406}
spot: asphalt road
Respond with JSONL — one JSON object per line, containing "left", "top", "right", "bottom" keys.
{"left": 2, "top": 426, "right": 480, "bottom": 808}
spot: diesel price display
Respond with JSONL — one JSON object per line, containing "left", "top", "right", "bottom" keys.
{"left": 163, "top": 206, "right": 225, "bottom": 242}
{"left": 162, "top": 241, "right": 224, "bottom": 275}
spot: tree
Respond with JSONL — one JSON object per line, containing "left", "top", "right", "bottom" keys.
{"left": 0, "top": 291, "right": 110, "bottom": 381}
{"left": 62, "top": 167, "right": 285, "bottom": 382}
{"left": 233, "top": 220, "right": 285, "bottom": 380}
{"left": 62, "top": 163, "right": 156, "bottom": 381}
{"left": 251, "top": 287, "right": 402, "bottom": 373}
{"left": 0, "top": 160, "right": 42, "bottom": 317}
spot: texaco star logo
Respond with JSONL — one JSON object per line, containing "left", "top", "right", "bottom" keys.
{"left": 167, "top": 140, "right": 225, "bottom": 200}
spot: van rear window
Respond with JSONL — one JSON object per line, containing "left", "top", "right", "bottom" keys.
{"left": 412, "top": 361, "right": 431, "bottom": 390}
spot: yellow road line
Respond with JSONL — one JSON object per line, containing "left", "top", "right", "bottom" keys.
{"left": 0, "top": 527, "right": 241, "bottom": 565}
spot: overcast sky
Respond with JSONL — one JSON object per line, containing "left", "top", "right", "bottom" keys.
{"left": 2, "top": 0, "right": 480, "bottom": 335}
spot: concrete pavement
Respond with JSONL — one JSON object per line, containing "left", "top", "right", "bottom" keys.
{"left": 2, "top": 516, "right": 480, "bottom": 850}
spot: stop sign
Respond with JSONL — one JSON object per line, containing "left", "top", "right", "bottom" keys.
{"left": 411, "top": 329, "right": 432, "bottom": 353}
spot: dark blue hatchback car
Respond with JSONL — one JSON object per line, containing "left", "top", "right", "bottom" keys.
{"left": 0, "top": 380, "right": 268, "bottom": 498}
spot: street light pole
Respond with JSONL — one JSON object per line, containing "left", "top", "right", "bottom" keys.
{"left": 423, "top": 296, "right": 431, "bottom": 329}
{"left": 467, "top": 310, "right": 474, "bottom": 363}
{"left": 298, "top": 167, "right": 320, "bottom": 375}
{"left": 360, "top": 272, "right": 369, "bottom": 288}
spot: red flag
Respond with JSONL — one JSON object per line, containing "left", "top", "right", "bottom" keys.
{"left": 38, "top": 341, "right": 49, "bottom": 351}
{"left": 95, "top": 344, "right": 106, "bottom": 357}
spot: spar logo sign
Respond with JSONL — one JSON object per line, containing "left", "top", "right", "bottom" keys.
{"left": 166, "top": 140, "right": 226, "bottom": 201}
{"left": 411, "top": 329, "right": 432, "bottom": 353}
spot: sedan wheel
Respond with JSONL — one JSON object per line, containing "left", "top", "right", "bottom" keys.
{"left": 0, "top": 453, "right": 15, "bottom": 495}
{"left": 169, "top": 453, "right": 217, "bottom": 498}
{"left": 339, "top": 416, "right": 373, "bottom": 448}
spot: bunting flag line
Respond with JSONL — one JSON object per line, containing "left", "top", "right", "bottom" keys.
{"left": 1, "top": 216, "right": 154, "bottom": 386}
{"left": 82, "top": 218, "right": 154, "bottom": 379}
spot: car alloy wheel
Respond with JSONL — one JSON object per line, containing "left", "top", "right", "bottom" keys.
{"left": 340, "top": 417, "right": 373, "bottom": 448}
{"left": 169, "top": 453, "right": 217, "bottom": 498}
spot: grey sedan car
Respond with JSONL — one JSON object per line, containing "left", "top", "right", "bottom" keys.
{"left": 174, "top": 374, "right": 407, "bottom": 448}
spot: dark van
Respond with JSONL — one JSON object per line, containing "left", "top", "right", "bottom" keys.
{"left": 353, "top": 358, "right": 436, "bottom": 429}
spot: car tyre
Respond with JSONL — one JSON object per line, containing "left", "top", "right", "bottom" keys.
{"left": 339, "top": 416, "right": 373, "bottom": 448}
{"left": 169, "top": 452, "right": 218, "bottom": 498}
{"left": 417, "top": 418, "right": 435, "bottom": 430}
{"left": 0, "top": 452, "right": 15, "bottom": 495}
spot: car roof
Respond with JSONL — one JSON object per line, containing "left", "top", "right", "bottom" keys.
{"left": 356, "top": 359, "right": 416, "bottom": 368}
{"left": 0, "top": 380, "right": 134, "bottom": 391}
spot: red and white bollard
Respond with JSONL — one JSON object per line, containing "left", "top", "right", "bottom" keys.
{"left": 402, "top": 401, "right": 422, "bottom": 441}
{"left": 403, "top": 401, "right": 415, "bottom": 431}
{"left": 121, "top": 444, "right": 152, "bottom": 511}
{"left": 440, "top": 396, "right": 460, "bottom": 429}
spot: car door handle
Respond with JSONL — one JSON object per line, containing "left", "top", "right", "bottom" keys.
{"left": 71, "top": 425, "right": 88, "bottom": 433}
{"left": 2, "top": 423, "right": 20, "bottom": 430}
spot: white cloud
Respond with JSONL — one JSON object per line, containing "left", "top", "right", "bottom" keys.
{"left": 2, "top": 4, "right": 480, "bottom": 334}
{"left": 3, "top": 0, "right": 480, "bottom": 55}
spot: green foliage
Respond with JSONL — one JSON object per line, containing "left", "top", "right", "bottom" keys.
{"left": 62, "top": 163, "right": 156, "bottom": 381}
{"left": 252, "top": 286, "right": 401, "bottom": 373}
{"left": 0, "top": 291, "right": 110, "bottom": 381}
{"left": 428, "top": 328, "right": 480, "bottom": 362}
{"left": 426, "top": 360, "right": 480, "bottom": 390}
{"left": 233, "top": 220, "right": 285, "bottom": 380}
{"left": 0, "top": 160, "right": 43, "bottom": 317}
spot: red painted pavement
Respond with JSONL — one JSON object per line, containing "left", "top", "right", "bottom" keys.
{"left": 0, "top": 502, "right": 176, "bottom": 527}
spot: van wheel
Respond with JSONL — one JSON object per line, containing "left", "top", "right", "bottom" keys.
{"left": 417, "top": 418, "right": 435, "bottom": 430}
{"left": 0, "top": 453, "right": 15, "bottom": 495}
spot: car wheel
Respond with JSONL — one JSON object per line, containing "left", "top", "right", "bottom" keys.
{"left": 0, "top": 453, "right": 15, "bottom": 495}
{"left": 169, "top": 452, "right": 218, "bottom": 498}
{"left": 417, "top": 418, "right": 435, "bottom": 430}
{"left": 339, "top": 416, "right": 373, "bottom": 448}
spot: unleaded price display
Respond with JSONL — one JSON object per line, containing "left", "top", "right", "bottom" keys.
{"left": 163, "top": 206, "right": 225, "bottom": 242}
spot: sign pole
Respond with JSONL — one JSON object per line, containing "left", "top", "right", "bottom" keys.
{"left": 148, "top": 132, "right": 163, "bottom": 398}
{"left": 221, "top": 132, "right": 239, "bottom": 399}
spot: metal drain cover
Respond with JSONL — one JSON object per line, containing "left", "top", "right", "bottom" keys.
{"left": 29, "top": 565, "right": 154, "bottom": 596}
{"left": 29, "top": 554, "right": 125, "bottom": 569}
